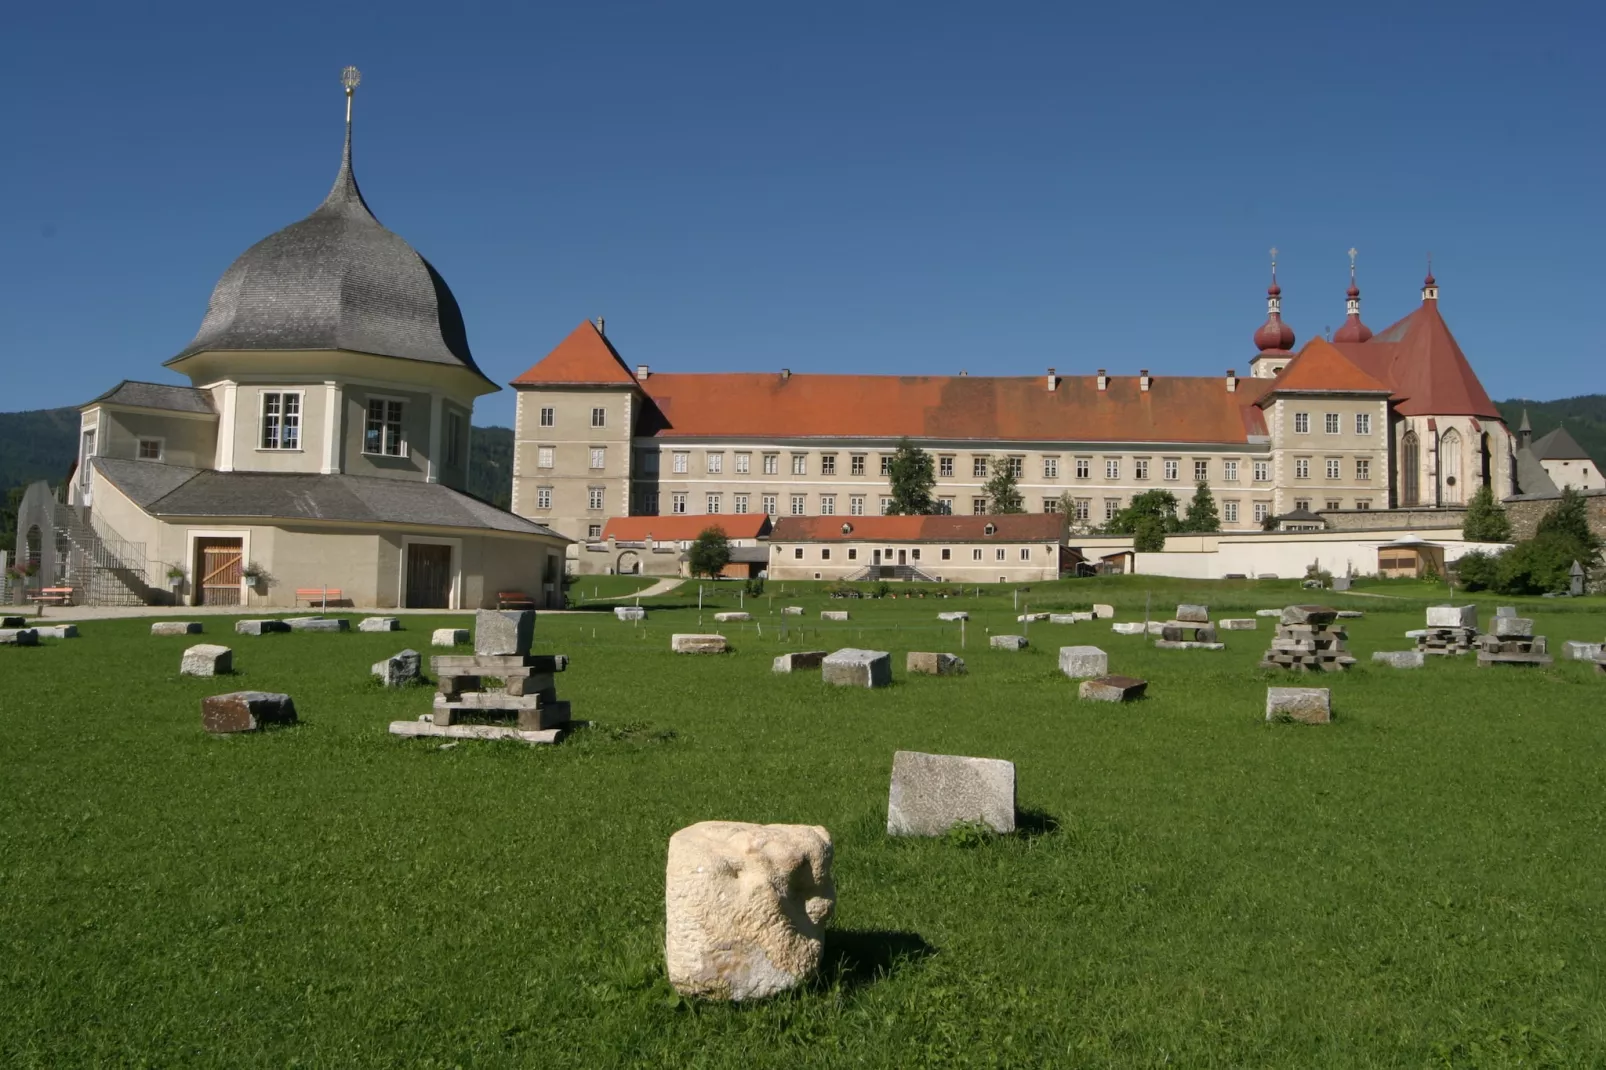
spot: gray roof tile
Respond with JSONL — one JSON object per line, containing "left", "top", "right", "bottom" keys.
{"left": 87, "top": 380, "right": 215, "bottom": 414}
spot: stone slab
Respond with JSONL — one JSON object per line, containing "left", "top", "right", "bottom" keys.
{"left": 1280, "top": 605, "right": 1337, "bottom": 626}
{"left": 0, "top": 628, "right": 39, "bottom": 646}
{"left": 475, "top": 609, "right": 534, "bottom": 656}
{"left": 1078, "top": 675, "right": 1148, "bottom": 702}
{"left": 1491, "top": 616, "right": 1534, "bottom": 639}
{"left": 781, "top": 606, "right": 804, "bottom": 616}
{"left": 432, "top": 628, "right": 470, "bottom": 647}
{"left": 1477, "top": 652, "right": 1554, "bottom": 668}
{"left": 372, "top": 649, "right": 422, "bottom": 687}
{"left": 1175, "top": 604, "right": 1210, "bottom": 624}
{"left": 1426, "top": 604, "right": 1477, "bottom": 629}
{"left": 990, "top": 634, "right": 1028, "bottom": 650}
{"left": 1372, "top": 650, "right": 1425, "bottom": 669}
{"left": 1266, "top": 686, "right": 1331, "bottom": 724}
{"left": 714, "top": 612, "right": 752, "bottom": 622}
{"left": 1111, "top": 622, "right": 1147, "bottom": 635}
{"left": 235, "top": 619, "right": 291, "bottom": 635}
{"left": 202, "top": 690, "right": 296, "bottom": 733}
{"left": 151, "top": 621, "right": 202, "bottom": 636}
{"left": 180, "top": 643, "right": 233, "bottom": 676}
{"left": 1336, "top": 610, "right": 1364, "bottom": 619}
{"left": 1217, "top": 618, "right": 1258, "bottom": 630}
{"left": 1057, "top": 645, "right": 1108, "bottom": 679}
{"left": 1256, "top": 609, "right": 1283, "bottom": 618}
{"left": 1092, "top": 604, "right": 1115, "bottom": 619}
{"left": 820, "top": 611, "right": 850, "bottom": 621}
{"left": 1154, "top": 640, "right": 1226, "bottom": 651}
{"left": 887, "top": 750, "right": 1016, "bottom": 836}
{"left": 821, "top": 648, "right": 892, "bottom": 688}
{"left": 287, "top": 617, "right": 348, "bottom": 633}
{"left": 358, "top": 616, "right": 401, "bottom": 632}
{"left": 34, "top": 624, "right": 78, "bottom": 639}
{"left": 614, "top": 606, "right": 647, "bottom": 621}
{"left": 937, "top": 611, "right": 969, "bottom": 622}
{"left": 389, "top": 718, "right": 565, "bottom": 745}
{"left": 430, "top": 653, "right": 567, "bottom": 674}
{"left": 772, "top": 650, "right": 828, "bottom": 673}
{"left": 1562, "top": 640, "right": 1604, "bottom": 661}
{"left": 906, "top": 651, "right": 966, "bottom": 676}
{"left": 672, "top": 633, "right": 729, "bottom": 654}
{"left": 1016, "top": 612, "right": 1050, "bottom": 622}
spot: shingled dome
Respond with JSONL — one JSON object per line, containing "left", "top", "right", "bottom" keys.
{"left": 168, "top": 125, "right": 489, "bottom": 384}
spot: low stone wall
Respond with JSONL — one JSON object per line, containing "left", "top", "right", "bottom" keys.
{"left": 1505, "top": 491, "right": 1606, "bottom": 542}
{"left": 1323, "top": 508, "right": 1465, "bottom": 532}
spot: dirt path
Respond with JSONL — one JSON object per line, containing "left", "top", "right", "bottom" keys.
{"left": 587, "top": 577, "right": 685, "bottom": 601}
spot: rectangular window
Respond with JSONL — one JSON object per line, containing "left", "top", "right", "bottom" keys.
{"left": 1324, "top": 413, "right": 1341, "bottom": 434}
{"left": 1223, "top": 459, "right": 1239, "bottom": 482}
{"left": 1355, "top": 413, "right": 1372, "bottom": 436}
{"left": 588, "top": 523, "right": 602, "bottom": 540}
{"left": 821, "top": 454, "right": 836, "bottom": 476}
{"left": 138, "top": 438, "right": 162, "bottom": 460}
{"left": 995, "top": 548, "right": 1006, "bottom": 562}
{"left": 1294, "top": 412, "right": 1310, "bottom": 434}
{"left": 445, "top": 411, "right": 463, "bottom": 467}
{"left": 821, "top": 548, "right": 831, "bottom": 561}
{"left": 972, "top": 549, "right": 983, "bottom": 561}
{"left": 1104, "top": 498, "right": 1120, "bottom": 521}
{"left": 1223, "top": 500, "right": 1239, "bottom": 523}
{"left": 1105, "top": 459, "right": 1120, "bottom": 480}
{"left": 1325, "top": 499, "right": 1342, "bottom": 511}
{"left": 938, "top": 455, "right": 954, "bottom": 477}
{"left": 537, "top": 446, "right": 554, "bottom": 469}
{"left": 1295, "top": 458, "right": 1311, "bottom": 479}
{"left": 790, "top": 494, "right": 806, "bottom": 515}
{"left": 820, "top": 495, "right": 836, "bottom": 515}
{"left": 1194, "top": 460, "right": 1209, "bottom": 481}
{"left": 850, "top": 496, "right": 864, "bottom": 516}
{"left": 365, "top": 399, "right": 406, "bottom": 456}
{"left": 734, "top": 494, "right": 748, "bottom": 514}
{"left": 1074, "top": 499, "right": 1091, "bottom": 522}
{"left": 590, "top": 447, "right": 606, "bottom": 470}
{"left": 1007, "top": 457, "right": 1023, "bottom": 478}
{"left": 1043, "top": 457, "right": 1059, "bottom": 479}
{"left": 762, "top": 495, "right": 777, "bottom": 516}
{"left": 642, "top": 490, "right": 659, "bottom": 514}
{"left": 794, "top": 547, "right": 804, "bottom": 560}
{"left": 587, "top": 486, "right": 604, "bottom": 510}
{"left": 260, "top": 391, "right": 302, "bottom": 450}
{"left": 911, "top": 549, "right": 921, "bottom": 561}
{"left": 672, "top": 493, "right": 687, "bottom": 514}
{"left": 847, "top": 548, "right": 857, "bottom": 561}
{"left": 1134, "top": 459, "right": 1150, "bottom": 480}
{"left": 1326, "top": 458, "right": 1341, "bottom": 479}
{"left": 536, "top": 486, "right": 552, "bottom": 510}
{"left": 706, "top": 493, "right": 722, "bottom": 513}
{"left": 735, "top": 452, "right": 750, "bottom": 474}
{"left": 763, "top": 453, "right": 779, "bottom": 475}
{"left": 1018, "top": 547, "right": 1029, "bottom": 561}
{"left": 851, "top": 454, "right": 866, "bottom": 476}
{"left": 1356, "top": 499, "right": 1372, "bottom": 510}
{"left": 1356, "top": 458, "right": 1371, "bottom": 480}
{"left": 1163, "top": 459, "right": 1178, "bottom": 481}
{"left": 879, "top": 497, "right": 893, "bottom": 514}
{"left": 1075, "top": 458, "right": 1090, "bottom": 479}
{"left": 1253, "top": 460, "right": 1270, "bottom": 482}
{"left": 672, "top": 451, "right": 688, "bottom": 473}
{"left": 937, "top": 497, "right": 954, "bottom": 514}
{"left": 880, "top": 455, "right": 894, "bottom": 477}
{"left": 942, "top": 548, "right": 952, "bottom": 561}
{"left": 792, "top": 454, "right": 808, "bottom": 476}
{"left": 1294, "top": 498, "right": 1311, "bottom": 512}
{"left": 706, "top": 452, "right": 723, "bottom": 474}
{"left": 591, "top": 407, "right": 606, "bottom": 428}
{"left": 539, "top": 406, "right": 555, "bottom": 428}
{"left": 973, "top": 457, "right": 989, "bottom": 478}
{"left": 1043, "top": 498, "right": 1059, "bottom": 513}
{"left": 972, "top": 498, "right": 987, "bottom": 515}
{"left": 1253, "top": 502, "right": 1269, "bottom": 523}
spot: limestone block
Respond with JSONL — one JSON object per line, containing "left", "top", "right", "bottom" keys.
{"left": 1218, "top": 618, "right": 1258, "bottom": 630}
{"left": 821, "top": 648, "right": 892, "bottom": 687}
{"left": 1491, "top": 616, "right": 1534, "bottom": 639}
{"left": 714, "top": 612, "right": 751, "bottom": 623}
{"left": 1280, "top": 605, "right": 1337, "bottom": 626}
{"left": 1092, "top": 604, "right": 1115, "bottom": 619}
{"left": 432, "top": 628, "right": 470, "bottom": 647}
{"left": 1372, "top": 650, "right": 1425, "bottom": 669}
{"left": 0, "top": 628, "right": 39, "bottom": 646}
{"left": 614, "top": 606, "right": 646, "bottom": 621}
{"left": 1256, "top": 609, "right": 1283, "bottom": 618}
{"left": 287, "top": 617, "right": 348, "bottom": 632}
{"left": 180, "top": 643, "right": 233, "bottom": 676}
{"left": 781, "top": 606, "right": 804, "bottom": 616}
{"left": 1111, "top": 622, "right": 1147, "bottom": 635}
{"left": 1048, "top": 614, "right": 1078, "bottom": 625}
{"left": 887, "top": 750, "right": 1016, "bottom": 836}
{"left": 937, "top": 611, "right": 969, "bottom": 622}
{"left": 1, "top": 615, "right": 26, "bottom": 628}
{"left": 1563, "top": 640, "right": 1604, "bottom": 661}
{"left": 1405, "top": 629, "right": 1431, "bottom": 639}
{"left": 1531, "top": 636, "right": 1548, "bottom": 655}
{"left": 35, "top": 624, "right": 78, "bottom": 639}
{"left": 1078, "top": 675, "right": 1147, "bottom": 702}
{"left": 235, "top": 619, "right": 290, "bottom": 635}
{"left": 475, "top": 609, "right": 534, "bottom": 656}
{"left": 1266, "top": 687, "right": 1331, "bottom": 724}
{"left": 772, "top": 650, "right": 827, "bottom": 672}
{"left": 152, "top": 621, "right": 202, "bottom": 636}
{"left": 1336, "top": 610, "right": 1364, "bottom": 619}
{"left": 358, "top": 616, "right": 401, "bottom": 632}
{"left": 1016, "top": 612, "right": 1050, "bottom": 622}
{"left": 906, "top": 651, "right": 965, "bottom": 676}
{"left": 372, "top": 649, "right": 422, "bottom": 687}
{"left": 990, "top": 634, "right": 1028, "bottom": 651}
{"left": 1154, "top": 640, "right": 1226, "bottom": 650}
{"left": 1175, "top": 604, "right": 1210, "bottom": 624}
{"left": 821, "top": 611, "right": 850, "bottom": 621}
{"left": 1426, "top": 605, "right": 1477, "bottom": 629}
{"left": 1057, "top": 645, "right": 1108, "bottom": 679}
{"left": 673, "top": 633, "right": 729, "bottom": 654}
{"left": 664, "top": 821, "right": 834, "bottom": 1001}
{"left": 1071, "top": 611, "right": 1095, "bottom": 622}
{"left": 201, "top": 690, "right": 296, "bottom": 733}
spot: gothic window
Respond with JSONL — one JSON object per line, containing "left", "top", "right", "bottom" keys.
{"left": 1402, "top": 431, "right": 1421, "bottom": 506}
{"left": 1440, "top": 428, "right": 1462, "bottom": 504}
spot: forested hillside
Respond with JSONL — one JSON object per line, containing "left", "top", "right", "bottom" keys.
{"left": 1494, "top": 395, "right": 1606, "bottom": 467}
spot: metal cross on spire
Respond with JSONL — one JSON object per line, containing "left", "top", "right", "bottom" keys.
{"left": 342, "top": 65, "right": 362, "bottom": 124}
{"left": 1269, "top": 246, "right": 1279, "bottom": 281}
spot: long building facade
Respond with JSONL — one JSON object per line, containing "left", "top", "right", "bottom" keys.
{"left": 509, "top": 267, "right": 1516, "bottom": 554}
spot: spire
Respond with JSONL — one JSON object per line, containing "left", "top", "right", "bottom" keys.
{"left": 1519, "top": 408, "right": 1532, "bottom": 449}
{"left": 1252, "top": 247, "right": 1296, "bottom": 352}
{"left": 322, "top": 66, "right": 372, "bottom": 216}
{"left": 1422, "top": 252, "right": 1439, "bottom": 302}
{"left": 1332, "top": 247, "right": 1373, "bottom": 343}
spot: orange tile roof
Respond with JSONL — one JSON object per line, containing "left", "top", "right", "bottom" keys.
{"left": 511, "top": 321, "right": 638, "bottom": 386}
{"left": 771, "top": 513, "right": 1067, "bottom": 542}
{"left": 1331, "top": 301, "right": 1501, "bottom": 419}
{"left": 1257, "top": 338, "right": 1392, "bottom": 401}
{"left": 599, "top": 513, "right": 770, "bottom": 542}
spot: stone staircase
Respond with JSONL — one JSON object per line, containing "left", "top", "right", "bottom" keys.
{"left": 844, "top": 564, "right": 939, "bottom": 583}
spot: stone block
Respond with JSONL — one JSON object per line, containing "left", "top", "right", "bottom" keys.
{"left": 1048, "top": 613, "right": 1078, "bottom": 624}
{"left": 235, "top": 619, "right": 290, "bottom": 635}
{"left": 1563, "top": 640, "right": 1604, "bottom": 661}
{"left": 1092, "top": 604, "right": 1115, "bottom": 619}
{"left": 1, "top": 616, "right": 26, "bottom": 628}
{"left": 1266, "top": 687, "right": 1331, "bottom": 724}
{"left": 614, "top": 606, "right": 647, "bottom": 621}
{"left": 475, "top": 609, "right": 535, "bottom": 656}
{"left": 1154, "top": 640, "right": 1225, "bottom": 651}
{"left": 990, "top": 634, "right": 1028, "bottom": 651}
{"left": 35, "top": 624, "right": 78, "bottom": 639}
{"left": 1280, "top": 605, "right": 1337, "bottom": 626}
{"left": 1336, "top": 610, "right": 1364, "bottom": 619}
{"left": 906, "top": 651, "right": 965, "bottom": 676}
{"left": 1372, "top": 650, "right": 1425, "bottom": 669}
{"left": 821, "top": 648, "right": 892, "bottom": 687}
{"left": 1057, "top": 645, "right": 1108, "bottom": 679}
{"left": 821, "top": 610, "right": 850, "bottom": 621}
{"left": 1016, "top": 612, "right": 1050, "bottom": 622}
{"left": 358, "top": 616, "right": 401, "bottom": 632}
{"left": 781, "top": 606, "right": 804, "bottom": 616}
{"left": 887, "top": 750, "right": 1016, "bottom": 836}
{"left": 1175, "top": 604, "right": 1210, "bottom": 623}
{"left": 1111, "top": 622, "right": 1147, "bottom": 635}
{"left": 1491, "top": 616, "right": 1534, "bottom": 639}
{"left": 1078, "top": 675, "right": 1147, "bottom": 702}
{"left": 1218, "top": 618, "right": 1258, "bottom": 630}
{"left": 1426, "top": 604, "right": 1477, "bottom": 629}
{"left": 772, "top": 650, "right": 828, "bottom": 672}
{"left": 0, "top": 628, "right": 39, "bottom": 646}
{"left": 180, "top": 643, "right": 233, "bottom": 676}
{"left": 672, "top": 633, "right": 729, "bottom": 654}
{"left": 432, "top": 628, "right": 470, "bottom": 647}
{"left": 287, "top": 617, "right": 348, "bottom": 633}
{"left": 201, "top": 690, "right": 297, "bottom": 733}
{"left": 937, "top": 611, "right": 969, "bottom": 622}
{"left": 372, "top": 649, "right": 422, "bottom": 687}
{"left": 714, "top": 612, "right": 751, "bottom": 622}
{"left": 1256, "top": 609, "right": 1283, "bottom": 618}
{"left": 665, "top": 821, "right": 834, "bottom": 1001}
{"left": 152, "top": 621, "right": 202, "bottom": 636}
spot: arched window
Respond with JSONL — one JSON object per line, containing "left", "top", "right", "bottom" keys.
{"left": 1402, "top": 431, "right": 1420, "bottom": 506}
{"left": 1440, "top": 428, "right": 1462, "bottom": 504}
{"left": 1480, "top": 432, "right": 1492, "bottom": 487}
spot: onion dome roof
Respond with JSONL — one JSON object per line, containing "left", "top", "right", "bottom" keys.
{"left": 1253, "top": 276, "right": 1296, "bottom": 352}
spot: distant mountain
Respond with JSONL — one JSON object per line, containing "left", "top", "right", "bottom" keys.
{"left": 1494, "top": 395, "right": 1606, "bottom": 466}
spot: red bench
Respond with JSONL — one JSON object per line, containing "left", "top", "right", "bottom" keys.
{"left": 497, "top": 591, "right": 536, "bottom": 610}
{"left": 295, "top": 587, "right": 344, "bottom": 608}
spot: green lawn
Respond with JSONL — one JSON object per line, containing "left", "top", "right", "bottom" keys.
{"left": 3, "top": 580, "right": 1605, "bottom": 1067}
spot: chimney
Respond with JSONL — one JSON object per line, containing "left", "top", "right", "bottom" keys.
{"left": 780, "top": 368, "right": 792, "bottom": 381}
{"left": 595, "top": 315, "right": 606, "bottom": 336}
{"left": 1046, "top": 367, "right": 1059, "bottom": 390}
{"left": 1097, "top": 368, "right": 1108, "bottom": 391}
{"left": 1139, "top": 369, "right": 1151, "bottom": 392}
{"left": 1226, "top": 369, "right": 1238, "bottom": 393}
{"left": 635, "top": 364, "right": 650, "bottom": 381}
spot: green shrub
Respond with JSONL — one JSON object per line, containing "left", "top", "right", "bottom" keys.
{"left": 1454, "top": 549, "right": 1499, "bottom": 591}
{"left": 1494, "top": 535, "right": 1580, "bottom": 595}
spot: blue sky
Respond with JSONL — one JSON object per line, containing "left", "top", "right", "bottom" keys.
{"left": 3, "top": 1, "right": 1601, "bottom": 427}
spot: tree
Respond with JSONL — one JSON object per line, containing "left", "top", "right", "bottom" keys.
{"left": 886, "top": 439, "right": 936, "bottom": 515}
{"left": 1535, "top": 486, "right": 1602, "bottom": 562}
{"left": 686, "top": 526, "right": 732, "bottom": 579}
{"left": 1453, "top": 549, "right": 1499, "bottom": 591}
{"left": 1461, "top": 484, "right": 1512, "bottom": 543}
{"left": 983, "top": 457, "right": 1025, "bottom": 514}
{"left": 1182, "top": 481, "right": 1220, "bottom": 533}
{"left": 1132, "top": 514, "right": 1168, "bottom": 553}
{"left": 1103, "top": 489, "right": 1180, "bottom": 536}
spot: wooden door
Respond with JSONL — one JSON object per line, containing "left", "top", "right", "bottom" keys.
{"left": 406, "top": 543, "right": 453, "bottom": 608}
{"left": 196, "top": 539, "right": 243, "bottom": 606}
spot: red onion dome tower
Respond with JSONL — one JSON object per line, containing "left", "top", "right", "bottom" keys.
{"left": 1253, "top": 249, "right": 1296, "bottom": 353}
{"left": 1332, "top": 247, "right": 1373, "bottom": 343}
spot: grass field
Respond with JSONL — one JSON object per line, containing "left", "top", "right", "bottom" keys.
{"left": 2, "top": 578, "right": 1604, "bottom": 1067}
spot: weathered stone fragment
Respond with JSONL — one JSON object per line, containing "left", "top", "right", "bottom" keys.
{"left": 937, "top": 611, "right": 969, "bottom": 622}
{"left": 1078, "top": 675, "right": 1147, "bottom": 702}
{"left": 1155, "top": 640, "right": 1226, "bottom": 650}
{"left": 821, "top": 648, "right": 892, "bottom": 688}
{"left": 372, "top": 649, "right": 422, "bottom": 687}
{"left": 1266, "top": 687, "right": 1331, "bottom": 724}
{"left": 1218, "top": 618, "right": 1257, "bottom": 630}
{"left": 475, "top": 609, "right": 534, "bottom": 656}
{"left": 820, "top": 610, "right": 850, "bottom": 621}
{"left": 990, "top": 634, "right": 1028, "bottom": 650}
{"left": 1111, "top": 622, "right": 1147, "bottom": 635}
{"left": 887, "top": 750, "right": 1016, "bottom": 836}
{"left": 1175, "top": 604, "right": 1210, "bottom": 624}
{"left": 1491, "top": 616, "right": 1534, "bottom": 639}
{"left": 0, "top": 628, "right": 39, "bottom": 646}
{"left": 781, "top": 606, "right": 804, "bottom": 616}
{"left": 1092, "top": 604, "right": 1115, "bottom": 619}
{"left": 358, "top": 616, "right": 401, "bottom": 632}
{"left": 1372, "top": 650, "right": 1425, "bottom": 669}
{"left": 34, "top": 624, "right": 78, "bottom": 639}
{"left": 1426, "top": 605, "right": 1477, "bottom": 629}
{"left": 714, "top": 612, "right": 751, "bottom": 622}
{"left": 202, "top": 690, "right": 297, "bottom": 733}
{"left": 180, "top": 643, "right": 232, "bottom": 676}
{"left": 1016, "top": 612, "right": 1050, "bottom": 622}
{"left": 614, "top": 606, "right": 646, "bottom": 621}
{"left": 1280, "top": 605, "right": 1337, "bottom": 626}
{"left": 286, "top": 616, "right": 348, "bottom": 632}
{"left": 665, "top": 821, "right": 835, "bottom": 1001}
{"left": 152, "top": 621, "right": 202, "bottom": 636}
{"left": 1256, "top": 609, "right": 1283, "bottom": 617}
{"left": 432, "top": 628, "right": 470, "bottom": 647}
{"left": 235, "top": 619, "right": 290, "bottom": 635}
{"left": 672, "top": 633, "right": 729, "bottom": 654}
{"left": 1336, "top": 610, "right": 1364, "bottom": 619}
{"left": 1563, "top": 640, "right": 1604, "bottom": 661}
{"left": 772, "top": 650, "right": 827, "bottom": 672}
{"left": 1057, "top": 645, "right": 1108, "bottom": 679}
{"left": 906, "top": 651, "right": 966, "bottom": 676}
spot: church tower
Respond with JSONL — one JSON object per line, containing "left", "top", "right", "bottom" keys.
{"left": 1248, "top": 249, "right": 1297, "bottom": 378}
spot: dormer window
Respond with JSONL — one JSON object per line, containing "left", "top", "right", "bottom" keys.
{"left": 984, "top": 522, "right": 996, "bottom": 536}
{"left": 364, "top": 398, "right": 405, "bottom": 457}
{"left": 260, "top": 391, "right": 302, "bottom": 450}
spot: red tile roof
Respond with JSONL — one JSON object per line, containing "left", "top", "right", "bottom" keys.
{"left": 771, "top": 514, "right": 1067, "bottom": 542}
{"left": 1331, "top": 301, "right": 1501, "bottom": 419}
{"left": 1257, "top": 338, "right": 1392, "bottom": 401}
{"left": 511, "top": 321, "right": 638, "bottom": 386}
{"left": 599, "top": 513, "right": 770, "bottom": 542}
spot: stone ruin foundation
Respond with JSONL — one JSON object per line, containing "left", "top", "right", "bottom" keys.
{"left": 1258, "top": 605, "right": 1357, "bottom": 672}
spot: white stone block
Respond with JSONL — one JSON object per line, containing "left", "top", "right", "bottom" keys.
{"left": 180, "top": 643, "right": 233, "bottom": 677}
{"left": 887, "top": 750, "right": 1016, "bottom": 836}
{"left": 1092, "top": 604, "right": 1115, "bottom": 619}
{"left": 431, "top": 628, "right": 470, "bottom": 647}
{"left": 1266, "top": 687, "right": 1331, "bottom": 724}
{"left": 821, "top": 648, "right": 892, "bottom": 687}
{"left": 990, "top": 634, "right": 1028, "bottom": 650}
{"left": 821, "top": 610, "right": 850, "bottom": 621}
{"left": 151, "top": 621, "right": 202, "bottom": 636}
{"left": 714, "top": 612, "right": 751, "bottom": 622}
{"left": 937, "top": 611, "right": 969, "bottom": 622}
{"left": 672, "top": 633, "right": 729, "bottom": 654}
{"left": 1563, "top": 640, "right": 1604, "bottom": 661}
{"left": 614, "top": 606, "right": 646, "bottom": 621}
{"left": 1057, "top": 645, "right": 1108, "bottom": 679}
{"left": 358, "top": 616, "right": 401, "bottom": 632}
{"left": 1217, "top": 618, "right": 1258, "bottom": 630}
{"left": 1426, "top": 605, "right": 1477, "bottom": 629}
{"left": 772, "top": 650, "right": 827, "bottom": 672}
{"left": 1111, "top": 622, "right": 1147, "bottom": 635}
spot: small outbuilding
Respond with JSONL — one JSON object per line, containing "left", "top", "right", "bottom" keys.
{"left": 1377, "top": 536, "right": 1445, "bottom": 579}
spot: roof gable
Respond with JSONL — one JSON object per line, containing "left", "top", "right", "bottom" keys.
{"left": 511, "top": 321, "right": 639, "bottom": 387}
{"left": 1531, "top": 426, "right": 1592, "bottom": 461}
{"left": 1258, "top": 338, "right": 1391, "bottom": 402}
{"left": 599, "top": 513, "right": 770, "bottom": 542}
{"left": 1331, "top": 301, "right": 1501, "bottom": 419}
